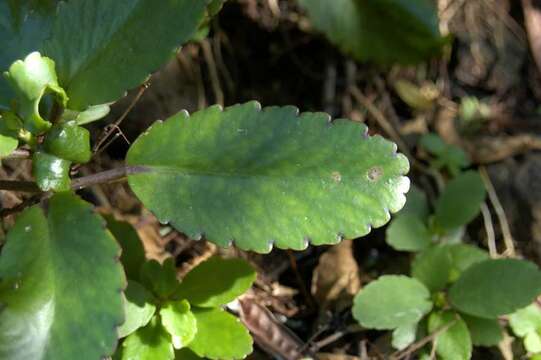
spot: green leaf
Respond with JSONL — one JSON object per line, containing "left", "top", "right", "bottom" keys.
{"left": 420, "top": 133, "right": 469, "bottom": 176}
{"left": 32, "top": 151, "right": 71, "bottom": 192}
{"left": 0, "top": 192, "right": 124, "bottom": 359}
{"left": 0, "top": 1, "right": 59, "bottom": 107}
{"left": 411, "top": 244, "right": 452, "bottom": 292}
{"left": 428, "top": 311, "right": 472, "bottom": 360}
{"left": 175, "top": 348, "right": 204, "bottom": 360}
{"left": 43, "top": 123, "right": 91, "bottom": 163}
{"left": 392, "top": 322, "right": 417, "bottom": 350}
{"left": 118, "top": 280, "right": 157, "bottom": 338}
{"left": 298, "top": 0, "right": 447, "bottom": 65}
{"left": 188, "top": 307, "right": 253, "bottom": 360}
{"left": 352, "top": 275, "right": 432, "bottom": 330}
{"left": 386, "top": 214, "right": 431, "bottom": 252}
{"left": 175, "top": 257, "right": 256, "bottom": 307}
{"left": 140, "top": 258, "right": 179, "bottom": 299}
{"left": 121, "top": 316, "right": 174, "bottom": 360}
{"left": 160, "top": 300, "right": 197, "bottom": 349}
{"left": 400, "top": 185, "right": 429, "bottom": 219}
{"left": 509, "top": 303, "right": 541, "bottom": 352}
{"left": 61, "top": 104, "right": 111, "bottom": 125}
{"left": 434, "top": 171, "right": 486, "bottom": 230}
{"left": 0, "top": 111, "right": 21, "bottom": 157}
{"left": 127, "top": 102, "right": 410, "bottom": 253}
{"left": 449, "top": 259, "right": 541, "bottom": 319}
{"left": 412, "top": 244, "right": 490, "bottom": 292}
{"left": 106, "top": 215, "right": 146, "bottom": 281}
{"left": 0, "top": 134, "right": 17, "bottom": 158}
{"left": 43, "top": 0, "right": 208, "bottom": 110}
{"left": 462, "top": 314, "right": 502, "bottom": 347}
{"left": 4, "top": 52, "right": 67, "bottom": 133}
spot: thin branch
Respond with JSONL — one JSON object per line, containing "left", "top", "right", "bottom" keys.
{"left": 480, "top": 202, "right": 498, "bottom": 257}
{"left": 479, "top": 166, "right": 516, "bottom": 257}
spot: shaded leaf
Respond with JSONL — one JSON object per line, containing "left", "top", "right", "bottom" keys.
{"left": 399, "top": 185, "right": 429, "bottom": 219}
{"left": 386, "top": 213, "right": 431, "bottom": 252}
{"left": 160, "top": 300, "right": 197, "bottom": 349}
{"left": 434, "top": 171, "right": 486, "bottom": 230}
{"left": 0, "top": 192, "right": 124, "bottom": 359}
{"left": 449, "top": 259, "right": 541, "bottom": 318}
{"left": 127, "top": 102, "right": 410, "bottom": 252}
{"left": 43, "top": 123, "right": 91, "bottom": 163}
{"left": 106, "top": 216, "right": 146, "bottom": 281}
{"left": 428, "top": 311, "right": 472, "bottom": 360}
{"left": 140, "top": 258, "right": 178, "bottom": 299}
{"left": 121, "top": 316, "right": 174, "bottom": 360}
{"left": 175, "top": 257, "right": 255, "bottom": 307}
{"left": 352, "top": 275, "right": 432, "bottom": 330}
{"left": 462, "top": 314, "right": 502, "bottom": 347}
{"left": 118, "top": 280, "right": 156, "bottom": 338}
{"left": 175, "top": 348, "right": 203, "bottom": 360}
{"left": 298, "top": 0, "right": 447, "bottom": 64}
{"left": 44, "top": 0, "right": 208, "bottom": 110}
{"left": 188, "top": 307, "right": 253, "bottom": 360}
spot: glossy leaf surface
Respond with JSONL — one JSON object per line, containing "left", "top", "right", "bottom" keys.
{"left": 298, "top": 0, "right": 447, "bottom": 64}
{"left": 0, "top": 192, "right": 124, "bottom": 359}
{"left": 175, "top": 257, "right": 256, "bottom": 307}
{"left": 449, "top": 259, "right": 541, "bottom": 318}
{"left": 32, "top": 151, "right": 71, "bottom": 192}
{"left": 160, "top": 300, "right": 197, "bottom": 349}
{"left": 43, "top": 123, "right": 91, "bottom": 163}
{"left": 127, "top": 102, "right": 409, "bottom": 252}
{"left": 44, "top": 0, "right": 208, "bottom": 110}
{"left": 352, "top": 275, "right": 432, "bottom": 330}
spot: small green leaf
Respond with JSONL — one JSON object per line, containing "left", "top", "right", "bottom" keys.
{"left": 43, "top": 123, "right": 91, "bottom": 163}
{"left": 0, "top": 112, "right": 21, "bottom": 157}
{"left": 175, "top": 348, "right": 204, "bottom": 360}
{"left": 44, "top": 0, "right": 208, "bottom": 110}
{"left": 140, "top": 258, "right": 178, "bottom": 299}
{"left": 509, "top": 303, "right": 541, "bottom": 352}
{"left": 160, "top": 300, "right": 197, "bottom": 349}
{"left": 400, "top": 185, "right": 429, "bottom": 219}
{"left": 106, "top": 216, "right": 146, "bottom": 280}
{"left": 0, "top": 192, "right": 124, "bottom": 359}
{"left": 411, "top": 244, "right": 452, "bottom": 292}
{"left": 428, "top": 311, "right": 472, "bottom": 360}
{"left": 121, "top": 316, "right": 174, "bottom": 360}
{"left": 420, "top": 133, "right": 469, "bottom": 176}
{"left": 352, "top": 275, "right": 432, "bottom": 330}
{"left": 386, "top": 214, "right": 431, "bottom": 252}
{"left": 175, "top": 257, "right": 256, "bottom": 307}
{"left": 447, "top": 244, "right": 489, "bottom": 282}
{"left": 392, "top": 322, "right": 418, "bottom": 350}
{"left": 61, "top": 104, "right": 111, "bottom": 125}
{"left": 449, "top": 259, "right": 541, "bottom": 319}
{"left": 298, "top": 0, "right": 447, "bottom": 64}
{"left": 188, "top": 307, "right": 252, "bottom": 360}
{"left": 32, "top": 151, "right": 71, "bottom": 192}
{"left": 127, "top": 102, "right": 410, "bottom": 252}
{"left": 462, "top": 314, "right": 502, "bottom": 347}
{"left": 4, "top": 52, "right": 67, "bottom": 133}
{"left": 118, "top": 280, "right": 156, "bottom": 338}
{"left": 434, "top": 171, "right": 486, "bottom": 230}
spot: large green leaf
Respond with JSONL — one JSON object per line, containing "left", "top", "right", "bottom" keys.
{"left": 449, "top": 259, "right": 541, "bottom": 319}
{"left": 175, "top": 257, "right": 256, "bottom": 307}
{"left": 298, "top": 0, "right": 447, "bottom": 65}
{"left": 0, "top": 192, "right": 125, "bottom": 359}
{"left": 0, "top": 0, "right": 59, "bottom": 107}
{"left": 127, "top": 102, "right": 410, "bottom": 252}
{"left": 188, "top": 307, "right": 252, "bottom": 360}
{"left": 352, "top": 275, "right": 432, "bottom": 330}
{"left": 43, "top": 0, "right": 208, "bottom": 110}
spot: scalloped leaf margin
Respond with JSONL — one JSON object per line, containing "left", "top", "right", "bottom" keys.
{"left": 126, "top": 101, "right": 410, "bottom": 253}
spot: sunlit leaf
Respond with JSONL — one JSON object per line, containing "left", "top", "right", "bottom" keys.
{"left": 118, "top": 281, "right": 156, "bottom": 338}
{"left": 127, "top": 102, "right": 410, "bottom": 252}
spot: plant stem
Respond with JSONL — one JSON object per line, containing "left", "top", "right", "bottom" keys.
{"left": 0, "top": 165, "right": 148, "bottom": 193}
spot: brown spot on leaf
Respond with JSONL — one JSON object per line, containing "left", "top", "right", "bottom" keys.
{"left": 367, "top": 166, "right": 383, "bottom": 182}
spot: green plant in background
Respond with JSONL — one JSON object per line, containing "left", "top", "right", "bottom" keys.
{"left": 353, "top": 137, "right": 541, "bottom": 359}
{"left": 0, "top": 1, "right": 413, "bottom": 359}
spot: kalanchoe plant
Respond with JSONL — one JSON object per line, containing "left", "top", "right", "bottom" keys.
{"left": 0, "top": 1, "right": 411, "bottom": 359}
